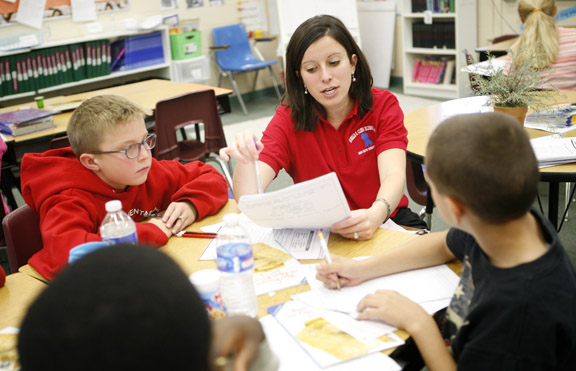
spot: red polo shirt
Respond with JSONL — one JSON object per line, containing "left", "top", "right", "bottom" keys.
{"left": 260, "top": 88, "right": 409, "bottom": 214}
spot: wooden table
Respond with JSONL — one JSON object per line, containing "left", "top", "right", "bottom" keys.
{"left": 12, "top": 199, "right": 462, "bottom": 359}
{"left": 0, "top": 273, "right": 47, "bottom": 329}
{"left": 0, "top": 79, "right": 233, "bottom": 144}
{"left": 404, "top": 91, "right": 576, "bottom": 229}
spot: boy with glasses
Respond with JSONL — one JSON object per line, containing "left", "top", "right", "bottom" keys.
{"left": 21, "top": 95, "right": 229, "bottom": 280}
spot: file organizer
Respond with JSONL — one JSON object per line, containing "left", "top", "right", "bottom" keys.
{"left": 169, "top": 31, "right": 202, "bottom": 60}
{"left": 111, "top": 32, "right": 165, "bottom": 71}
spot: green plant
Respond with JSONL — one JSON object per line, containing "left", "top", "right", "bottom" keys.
{"left": 468, "top": 46, "right": 558, "bottom": 111}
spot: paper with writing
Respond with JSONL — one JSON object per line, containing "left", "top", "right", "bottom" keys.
{"left": 238, "top": 172, "right": 351, "bottom": 229}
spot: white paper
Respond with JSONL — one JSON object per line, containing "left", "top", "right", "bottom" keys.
{"left": 238, "top": 172, "right": 351, "bottom": 229}
{"left": 254, "top": 259, "right": 307, "bottom": 296}
{"left": 199, "top": 216, "right": 329, "bottom": 261}
{"left": 15, "top": 0, "right": 46, "bottom": 29}
{"left": 530, "top": 135, "right": 576, "bottom": 168}
{"left": 460, "top": 58, "right": 506, "bottom": 76}
{"left": 303, "top": 264, "right": 460, "bottom": 316}
{"left": 71, "top": 0, "right": 97, "bottom": 22}
{"left": 260, "top": 315, "right": 402, "bottom": 371}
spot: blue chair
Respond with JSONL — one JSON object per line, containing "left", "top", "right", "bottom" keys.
{"left": 212, "top": 24, "right": 282, "bottom": 115}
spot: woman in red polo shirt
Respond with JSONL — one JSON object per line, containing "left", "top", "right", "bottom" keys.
{"left": 221, "top": 15, "right": 426, "bottom": 240}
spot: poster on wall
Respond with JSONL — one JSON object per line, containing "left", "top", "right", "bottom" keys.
{"left": 0, "top": 0, "right": 129, "bottom": 26}
{"left": 187, "top": 0, "right": 203, "bottom": 8}
{"left": 161, "top": 0, "right": 177, "bottom": 10}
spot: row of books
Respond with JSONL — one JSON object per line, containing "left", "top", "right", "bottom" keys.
{"left": 411, "top": 0, "right": 456, "bottom": 13}
{"left": 412, "top": 57, "right": 456, "bottom": 85}
{"left": 0, "top": 108, "right": 59, "bottom": 137}
{"left": 0, "top": 40, "right": 111, "bottom": 97}
{"left": 412, "top": 21, "right": 455, "bottom": 49}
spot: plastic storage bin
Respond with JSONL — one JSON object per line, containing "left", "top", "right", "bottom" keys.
{"left": 170, "top": 31, "right": 202, "bottom": 60}
{"left": 110, "top": 32, "right": 165, "bottom": 71}
{"left": 171, "top": 56, "right": 210, "bottom": 84}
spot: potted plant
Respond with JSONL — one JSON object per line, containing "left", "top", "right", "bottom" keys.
{"left": 467, "top": 46, "right": 558, "bottom": 124}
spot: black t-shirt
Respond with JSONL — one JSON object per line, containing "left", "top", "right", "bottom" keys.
{"left": 444, "top": 209, "right": 576, "bottom": 370}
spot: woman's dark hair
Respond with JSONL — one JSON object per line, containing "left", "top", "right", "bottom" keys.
{"left": 284, "top": 14, "right": 373, "bottom": 131}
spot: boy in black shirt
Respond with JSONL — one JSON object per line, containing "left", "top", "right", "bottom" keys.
{"left": 317, "top": 112, "right": 576, "bottom": 370}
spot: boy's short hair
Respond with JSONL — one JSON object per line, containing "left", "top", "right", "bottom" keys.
{"left": 67, "top": 95, "right": 152, "bottom": 156}
{"left": 426, "top": 112, "right": 539, "bottom": 224}
{"left": 18, "top": 245, "right": 211, "bottom": 371}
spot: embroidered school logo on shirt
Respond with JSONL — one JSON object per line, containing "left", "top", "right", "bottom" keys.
{"left": 349, "top": 126, "right": 375, "bottom": 155}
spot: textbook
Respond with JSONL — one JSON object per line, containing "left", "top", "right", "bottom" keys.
{"left": 0, "top": 116, "right": 56, "bottom": 136}
{"left": 530, "top": 134, "right": 576, "bottom": 168}
{"left": 0, "top": 108, "right": 59, "bottom": 127}
{"left": 524, "top": 104, "right": 576, "bottom": 134}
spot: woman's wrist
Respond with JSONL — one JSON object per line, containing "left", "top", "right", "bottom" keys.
{"left": 373, "top": 197, "right": 391, "bottom": 222}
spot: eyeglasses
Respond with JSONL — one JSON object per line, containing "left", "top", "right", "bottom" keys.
{"left": 91, "top": 134, "right": 156, "bottom": 159}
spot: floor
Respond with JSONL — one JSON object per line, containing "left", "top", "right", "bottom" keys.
{"left": 2, "top": 85, "right": 575, "bottom": 273}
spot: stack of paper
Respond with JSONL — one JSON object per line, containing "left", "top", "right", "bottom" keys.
{"left": 524, "top": 104, "right": 576, "bottom": 134}
{"left": 530, "top": 135, "right": 576, "bottom": 168}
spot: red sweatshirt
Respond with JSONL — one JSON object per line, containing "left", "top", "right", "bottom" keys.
{"left": 21, "top": 148, "right": 228, "bottom": 280}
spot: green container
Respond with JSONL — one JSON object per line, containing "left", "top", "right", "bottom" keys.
{"left": 170, "top": 31, "right": 202, "bottom": 60}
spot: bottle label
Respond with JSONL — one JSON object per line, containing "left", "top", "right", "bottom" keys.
{"left": 216, "top": 243, "right": 254, "bottom": 273}
{"left": 198, "top": 288, "right": 227, "bottom": 320}
{"left": 103, "top": 232, "right": 138, "bottom": 245}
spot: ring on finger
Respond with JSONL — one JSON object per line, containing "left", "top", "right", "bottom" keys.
{"left": 353, "top": 232, "right": 359, "bottom": 240}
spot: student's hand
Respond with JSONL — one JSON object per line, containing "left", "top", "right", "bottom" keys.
{"left": 330, "top": 209, "right": 381, "bottom": 240}
{"left": 219, "top": 130, "right": 263, "bottom": 164}
{"left": 210, "top": 315, "right": 265, "bottom": 371}
{"left": 146, "top": 218, "right": 172, "bottom": 238}
{"left": 316, "top": 255, "right": 366, "bottom": 289}
{"left": 163, "top": 201, "right": 198, "bottom": 234}
{"left": 356, "top": 290, "right": 429, "bottom": 332}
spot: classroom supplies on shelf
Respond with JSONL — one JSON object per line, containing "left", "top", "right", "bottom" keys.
{"left": 110, "top": 32, "right": 164, "bottom": 71}
{"left": 170, "top": 31, "right": 202, "bottom": 60}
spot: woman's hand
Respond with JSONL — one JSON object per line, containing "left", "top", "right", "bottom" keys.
{"left": 219, "top": 130, "right": 263, "bottom": 164}
{"left": 330, "top": 208, "right": 383, "bottom": 240}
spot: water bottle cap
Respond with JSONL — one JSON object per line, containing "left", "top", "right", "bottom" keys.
{"left": 222, "top": 213, "right": 240, "bottom": 226}
{"left": 105, "top": 200, "right": 122, "bottom": 212}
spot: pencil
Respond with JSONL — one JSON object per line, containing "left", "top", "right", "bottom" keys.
{"left": 317, "top": 230, "right": 341, "bottom": 290}
{"left": 146, "top": 214, "right": 164, "bottom": 218}
{"left": 176, "top": 231, "right": 218, "bottom": 239}
{"left": 253, "top": 137, "right": 263, "bottom": 194}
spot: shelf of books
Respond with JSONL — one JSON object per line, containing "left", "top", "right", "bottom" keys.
{"left": 0, "top": 27, "right": 173, "bottom": 104}
{"left": 401, "top": 0, "right": 476, "bottom": 99}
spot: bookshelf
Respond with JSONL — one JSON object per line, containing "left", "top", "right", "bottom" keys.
{"left": 0, "top": 27, "right": 173, "bottom": 105}
{"left": 401, "top": 0, "right": 477, "bottom": 99}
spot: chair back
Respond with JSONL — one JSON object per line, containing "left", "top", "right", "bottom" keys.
{"left": 49, "top": 135, "right": 71, "bottom": 149}
{"left": 154, "top": 89, "right": 228, "bottom": 162}
{"left": 2, "top": 204, "right": 42, "bottom": 274}
{"left": 212, "top": 24, "right": 259, "bottom": 71}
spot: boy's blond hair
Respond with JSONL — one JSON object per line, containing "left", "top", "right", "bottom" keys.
{"left": 68, "top": 95, "right": 152, "bottom": 156}
{"left": 426, "top": 112, "right": 539, "bottom": 224}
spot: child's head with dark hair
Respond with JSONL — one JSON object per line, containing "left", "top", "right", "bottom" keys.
{"left": 426, "top": 112, "right": 539, "bottom": 224}
{"left": 18, "top": 245, "right": 211, "bottom": 371}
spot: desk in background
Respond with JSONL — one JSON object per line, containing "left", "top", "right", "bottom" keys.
{"left": 404, "top": 91, "right": 576, "bottom": 230}
{"left": 475, "top": 36, "right": 518, "bottom": 62}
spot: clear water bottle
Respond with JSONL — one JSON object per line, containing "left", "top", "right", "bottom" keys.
{"left": 100, "top": 200, "right": 138, "bottom": 245}
{"left": 216, "top": 213, "right": 257, "bottom": 317}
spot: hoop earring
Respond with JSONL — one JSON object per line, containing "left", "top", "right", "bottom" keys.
{"left": 352, "top": 74, "right": 356, "bottom": 82}
{"left": 304, "top": 86, "right": 308, "bottom": 94}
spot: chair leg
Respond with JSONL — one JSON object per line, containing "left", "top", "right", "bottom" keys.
{"left": 268, "top": 66, "right": 283, "bottom": 99}
{"left": 228, "top": 73, "right": 249, "bottom": 115}
{"left": 207, "top": 153, "right": 234, "bottom": 190}
{"left": 252, "top": 69, "right": 260, "bottom": 94}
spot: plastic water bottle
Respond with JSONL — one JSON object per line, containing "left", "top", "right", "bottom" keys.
{"left": 100, "top": 200, "right": 138, "bottom": 245}
{"left": 216, "top": 213, "right": 258, "bottom": 317}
